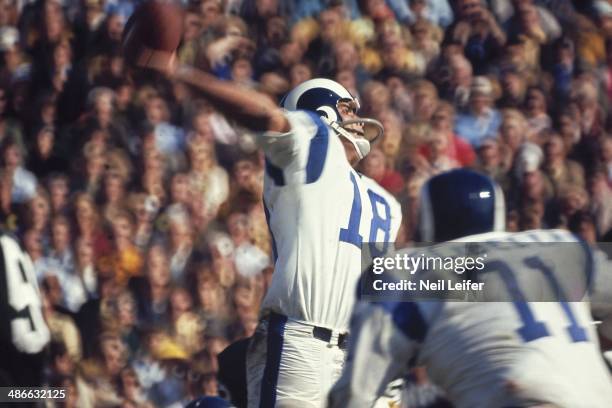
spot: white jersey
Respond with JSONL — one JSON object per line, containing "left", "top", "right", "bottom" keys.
{"left": 330, "top": 229, "right": 612, "bottom": 408}
{"left": 259, "top": 111, "right": 401, "bottom": 331}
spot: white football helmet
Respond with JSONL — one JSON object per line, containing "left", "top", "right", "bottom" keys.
{"left": 281, "top": 78, "right": 384, "bottom": 160}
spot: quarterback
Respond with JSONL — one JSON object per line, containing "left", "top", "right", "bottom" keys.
{"left": 150, "top": 60, "right": 402, "bottom": 406}
{"left": 249, "top": 78, "right": 402, "bottom": 408}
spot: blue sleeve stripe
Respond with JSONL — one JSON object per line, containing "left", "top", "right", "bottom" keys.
{"left": 305, "top": 111, "right": 329, "bottom": 184}
{"left": 265, "top": 158, "right": 285, "bottom": 186}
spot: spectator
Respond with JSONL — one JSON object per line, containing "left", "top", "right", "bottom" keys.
{"left": 498, "top": 66, "right": 527, "bottom": 109}
{"left": 568, "top": 210, "right": 598, "bottom": 244}
{"left": 74, "top": 237, "right": 98, "bottom": 300}
{"left": 47, "top": 173, "right": 70, "bottom": 216}
{"left": 110, "top": 290, "right": 140, "bottom": 356}
{"left": 472, "top": 137, "right": 508, "bottom": 188}
{"left": 377, "top": 18, "right": 426, "bottom": 77}
{"left": 23, "top": 227, "right": 46, "bottom": 278}
{"left": 47, "top": 339, "right": 96, "bottom": 407}
{"left": 0, "top": 26, "right": 31, "bottom": 86}
{"left": 101, "top": 171, "right": 129, "bottom": 222}
{"left": 145, "top": 94, "right": 186, "bottom": 156}
{"left": 385, "top": 75, "right": 413, "bottom": 121}
{"left": 425, "top": 129, "right": 460, "bottom": 173}
{"left": 131, "top": 245, "right": 171, "bottom": 327}
{"left": 79, "top": 331, "right": 128, "bottom": 406}
{"left": 0, "top": 81, "right": 24, "bottom": 149}
{"left": 170, "top": 286, "right": 204, "bottom": 356}
{"left": 454, "top": 76, "right": 502, "bottom": 147}
{"left": 499, "top": 108, "right": 528, "bottom": 166}
{"left": 550, "top": 36, "right": 576, "bottom": 100}
{"left": 541, "top": 131, "right": 585, "bottom": 196}
{"left": 166, "top": 205, "right": 196, "bottom": 284}
{"left": 505, "top": 0, "right": 561, "bottom": 45}
{"left": 571, "top": 78, "right": 604, "bottom": 139}
{"left": 445, "top": 0, "right": 506, "bottom": 73}
{"left": 74, "top": 140, "right": 105, "bottom": 195}
{"left": 439, "top": 51, "right": 473, "bottom": 110}
{"left": 110, "top": 209, "right": 143, "bottom": 287}
{"left": 361, "top": 80, "right": 392, "bottom": 118}
{"left": 387, "top": 0, "right": 453, "bottom": 28}
{"left": 377, "top": 110, "right": 403, "bottom": 165}
{"left": 187, "top": 135, "right": 229, "bottom": 221}
{"left": 338, "top": 41, "right": 370, "bottom": 85}
{"left": 228, "top": 155, "right": 263, "bottom": 213}
{"left": 130, "top": 327, "right": 170, "bottom": 405}
{"left": 412, "top": 79, "right": 439, "bottom": 123}
{"left": 128, "top": 192, "right": 157, "bottom": 251}
{"left": 410, "top": 18, "right": 444, "bottom": 68}
{"left": 556, "top": 107, "right": 581, "bottom": 153}
{"left": 53, "top": 237, "right": 96, "bottom": 315}
{"left": 118, "top": 366, "right": 151, "bottom": 406}
{"left": 553, "top": 184, "right": 590, "bottom": 228}
{"left": 423, "top": 101, "right": 476, "bottom": 167}
{"left": 41, "top": 274, "right": 83, "bottom": 361}
{"left": 587, "top": 167, "right": 612, "bottom": 238}
{"left": 196, "top": 267, "right": 230, "bottom": 326}
{"left": 72, "top": 192, "right": 109, "bottom": 257}
{"left": 593, "top": 0, "right": 612, "bottom": 40}
{"left": 514, "top": 168, "right": 549, "bottom": 226}
{"left": 289, "top": 61, "right": 314, "bottom": 88}
{"left": 27, "top": 191, "right": 51, "bottom": 236}
{"left": 47, "top": 214, "right": 75, "bottom": 277}
{"left": 524, "top": 86, "right": 552, "bottom": 137}
{"left": 1, "top": 137, "right": 37, "bottom": 204}
{"left": 362, "top": 147, "right": 404, "bottom": 194}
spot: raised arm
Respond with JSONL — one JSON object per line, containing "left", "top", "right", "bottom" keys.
{"left": 123, "top": 1, "right": 288, "bottom": 134}
{"left": 171, "top": 65, "right": 290, "bottom": 134}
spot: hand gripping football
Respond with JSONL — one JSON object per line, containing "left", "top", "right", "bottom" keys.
{"left": 122, "top": 0, "right": 184, "bottom": 70}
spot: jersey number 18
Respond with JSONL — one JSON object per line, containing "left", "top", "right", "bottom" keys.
{"left": 339, "top": 173, "right": 392, "bottom": 257}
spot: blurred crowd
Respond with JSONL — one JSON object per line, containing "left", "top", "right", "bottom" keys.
{"left": 1, "top": 0, "right": 612, "bottom": 406}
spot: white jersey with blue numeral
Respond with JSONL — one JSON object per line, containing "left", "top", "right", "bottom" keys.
{"left": 259, "top": 111, "right": 401, "bottom": 332}
{"left": 330, "top": 229, "right": 612, "bottom": 408}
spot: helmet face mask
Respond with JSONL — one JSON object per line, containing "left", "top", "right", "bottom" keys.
{"left": 281, "top": 78, "right": 384, "bottom": 160}
{"left": 339, "top": 118, "right": 384, "bottom": 143}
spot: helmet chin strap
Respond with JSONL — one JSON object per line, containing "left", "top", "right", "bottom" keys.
{"left": 321, "top": 117, "right": 371, "bottom": 160}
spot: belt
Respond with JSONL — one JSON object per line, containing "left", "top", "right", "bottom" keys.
{"left": 266, "top": 312, "right": 349, "bottom": 349}
{"left": 312, "top": 326, "right": 349, "bottom": 349}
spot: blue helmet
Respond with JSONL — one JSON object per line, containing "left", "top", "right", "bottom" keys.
{"left": 185, "top": 396, "right": 232, "bottom": 408}
{"left": 281, "top": 78, "right": 384, "bottom": 160}
{"left": 418, "top": 169, "right": 505, "bottom": 242}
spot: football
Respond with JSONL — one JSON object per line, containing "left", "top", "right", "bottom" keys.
{"left": 122, "top": 0, "right": 184, "bottom": 69}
